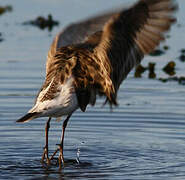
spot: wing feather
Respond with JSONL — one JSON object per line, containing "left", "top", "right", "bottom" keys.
{"left": 46, "top": 10, "right": 120, "bottom": 75}
{"left": 46, "top": 0, "right": 177, "bottom": 108}
{"left": 94, "top": 0, "right": 177, "bottom": 95}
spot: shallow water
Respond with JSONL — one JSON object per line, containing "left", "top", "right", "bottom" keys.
{"left": 0, "top": 0, "right": 185, "bottom": 179}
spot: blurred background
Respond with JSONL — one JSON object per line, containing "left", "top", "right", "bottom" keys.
{"left": 0, "top": 0, "right": 185, "bottom": 179}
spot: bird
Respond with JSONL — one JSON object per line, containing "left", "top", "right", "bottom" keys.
{"left": 16, "top": 0, "right": 177, "bottom": 168}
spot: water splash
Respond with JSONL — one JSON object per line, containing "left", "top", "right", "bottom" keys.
{"left": 76, "top": 141, "right": 85, "bottom": 164}
{"left": 76, "top": 148, "right": 80, "bottom": 164}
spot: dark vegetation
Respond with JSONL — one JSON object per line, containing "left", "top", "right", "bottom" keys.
{"left": 0, "top": 5, "right": 12, "bottom": 15}
{"left": 162, "top": 61, "right": 176, "bottom": 76}
{"left": 135, "top": 46, "right": 185, "bottom": 86}
{"left": 159, "top": 76, "right": 185, "bottom": 85}
{"left": 23, "top": 14, "right": 59, "bottom": 31}
{"left": 179, "top": 49, "right": 185, "bottom": 62}
{"left": 0, "top": 5, "right": 13, "bottom": 42}
{"left": 150, "top": 49, "right": 165, "bottom": 56}
{"left": 0, "top": 32, "right": 3, "bottom": 42}
{"left": 134, "top": 63, "right": 156, "bottom": 79}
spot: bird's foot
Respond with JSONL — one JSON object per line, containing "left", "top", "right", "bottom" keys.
{"left": 58, "top": 144, "right": 65, "bottom": 169}
{"left": 41, "top": 146, "right": 50, "bottom": 165}
{"left": 49, "top": 144, "right": 65, "bottom": 168}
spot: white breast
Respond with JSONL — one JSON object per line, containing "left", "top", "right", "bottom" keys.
{"left": 29, "top": 76, "right": 78, "bottom": 118}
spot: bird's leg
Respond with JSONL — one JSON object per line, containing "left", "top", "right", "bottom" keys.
{"left": 41, "top": 117, "right": 51, "bottom": 164}
{"left": 50, "top": 114, "right": 71, "bottom": 168}
{"left": 58, "top": 115, "right": 71, "bottom": 168}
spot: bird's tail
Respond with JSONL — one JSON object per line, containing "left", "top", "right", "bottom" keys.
{"left": 16, "top": 112, "right": 40, "bottom": 123}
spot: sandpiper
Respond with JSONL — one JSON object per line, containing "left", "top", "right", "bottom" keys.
{"left": 17, "top": 0, "right": 177, "bottom": 168}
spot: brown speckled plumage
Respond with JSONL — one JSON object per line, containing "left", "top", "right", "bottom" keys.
{"left": 45, "top": 44, "right": 115, "bottom": 111}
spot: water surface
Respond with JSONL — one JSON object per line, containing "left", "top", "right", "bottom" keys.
{"left": 0, "top": 0, "right": 185, "bottom": 179}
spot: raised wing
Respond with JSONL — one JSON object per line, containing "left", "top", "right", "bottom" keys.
{"left": 46, "top": 9, "right": 120, "bottom": 75}
{"left": 95, "top": 0, "right": 177, "bottom": 94}
{"left": 46, "top": 0, "right": 177, "bottom": 110}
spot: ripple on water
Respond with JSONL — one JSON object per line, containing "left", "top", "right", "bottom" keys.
{"left": 1, "top": 0, "right": 185, "bottom": 179}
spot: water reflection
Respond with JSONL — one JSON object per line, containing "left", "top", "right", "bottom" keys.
{"left": 0, "top": 158, "right": 110, "bottom": 180}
